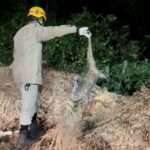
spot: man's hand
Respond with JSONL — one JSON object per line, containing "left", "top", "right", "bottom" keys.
{"left": 78, "top": 27, "right": 92, "bottom": 38}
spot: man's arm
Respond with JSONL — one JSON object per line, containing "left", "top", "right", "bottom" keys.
{"left": 36, "top": 25, "right": 77, "bottom": 42}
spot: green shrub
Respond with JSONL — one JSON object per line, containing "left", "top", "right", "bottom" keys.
{"left": 0, "top": 12, "right": 25, "bottom": 65}
{"left": 99, "top": 60, "right": 150, "bottom": 95}
{"left": 44, "top": 36, "right": 87, "bottom": 73}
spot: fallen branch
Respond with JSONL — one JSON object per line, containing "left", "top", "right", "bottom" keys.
{"left": 0, "top": 130, "right": 19, "bottom": 139}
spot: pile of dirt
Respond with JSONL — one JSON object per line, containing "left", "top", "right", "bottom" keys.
{"left": 0, "top": 69, "right": 150, "bottom": 150}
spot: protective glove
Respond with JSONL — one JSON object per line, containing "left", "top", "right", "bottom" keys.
{"left": 78, "top": 27, "right": 92, "bottom": 38}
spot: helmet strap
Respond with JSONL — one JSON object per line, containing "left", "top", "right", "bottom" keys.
{"left": 37, "top": 17, "right": 45, "bottom": 25}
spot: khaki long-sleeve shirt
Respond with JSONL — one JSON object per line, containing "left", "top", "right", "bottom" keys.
{"left": 12, "top": 21, "right": 77, "bottom": 84}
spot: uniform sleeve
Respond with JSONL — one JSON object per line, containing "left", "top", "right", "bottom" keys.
{"left": 36, "top": 25, "right": 77, "bottom": 42}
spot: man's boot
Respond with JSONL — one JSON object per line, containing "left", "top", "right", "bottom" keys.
{"left": 29, "top": 113, "right": 40, "bottom": 139}
{"left": 16, "top": 114, "right": 41, "bottom": 149}
{"left": 16, "top": 126, "right": 33, "bottom": 150}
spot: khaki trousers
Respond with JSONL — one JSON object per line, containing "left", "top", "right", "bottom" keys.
{"left": 18, "top": 83, "right": 40, "bottom": 125}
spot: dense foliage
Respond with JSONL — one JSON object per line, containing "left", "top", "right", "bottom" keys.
{"left": 0, "top": 9, "right": 150, "bottom": 95}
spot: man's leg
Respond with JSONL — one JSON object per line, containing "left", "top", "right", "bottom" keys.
{"left": 17, "top": 83, "right": 39, "bottom": 149}
{"left": 20, "top": 83, "right": 39, "bottom": 126}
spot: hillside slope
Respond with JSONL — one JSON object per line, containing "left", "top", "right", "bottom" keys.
{"left": 0, "top": 69, "right": 150, "bottom": 150}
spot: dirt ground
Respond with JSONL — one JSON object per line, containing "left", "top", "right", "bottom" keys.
{"left": 0, "top": 69, "right": 150, "bottom": 150}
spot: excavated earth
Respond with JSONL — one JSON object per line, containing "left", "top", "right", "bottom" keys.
{"left": 0, "top": 68, "right": 150, "bottom": 150}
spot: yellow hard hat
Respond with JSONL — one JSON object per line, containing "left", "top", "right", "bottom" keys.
{"left": 28, "top": 6, "right": 47, "bottom": 21}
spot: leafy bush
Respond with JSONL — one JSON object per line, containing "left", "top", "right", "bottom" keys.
{"left": 0, "top": 12, "right": 25, "bottom": 65}
{"left": 99, "top": 60, "right": 150, "bottom": 95}
{"left": 44, "top": 36, "right": 87, "bottom": 73}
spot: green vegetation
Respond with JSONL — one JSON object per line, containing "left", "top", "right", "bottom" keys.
{"left": 0, "top": 12, "right": 25, "bottom": 65}
{"left": 0, "top": 9, "right": 150, "bottom": 95}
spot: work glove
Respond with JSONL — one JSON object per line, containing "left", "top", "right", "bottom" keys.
{"left": 78, "top": 27, "right": 92, "bottom": 38}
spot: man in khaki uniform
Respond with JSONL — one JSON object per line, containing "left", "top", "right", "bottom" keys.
{"left": 12, "top": 5, "right": 90, "bottom": 148}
